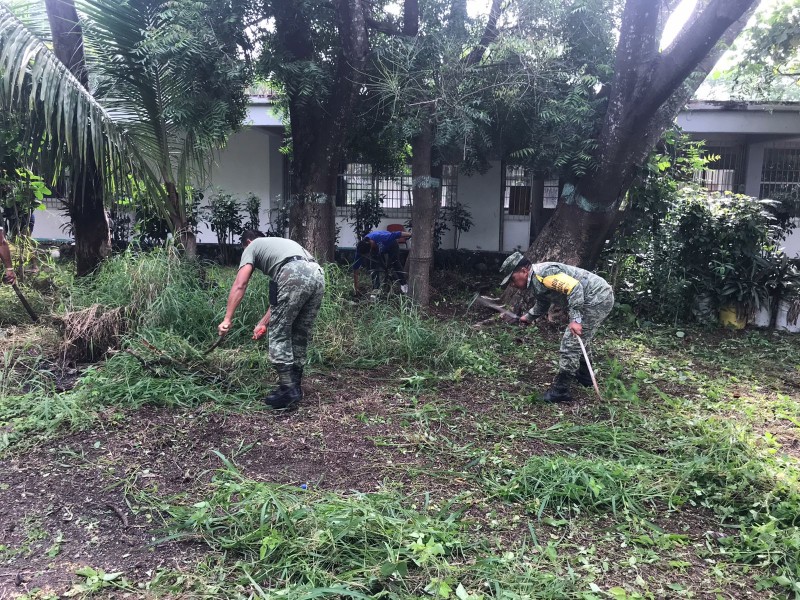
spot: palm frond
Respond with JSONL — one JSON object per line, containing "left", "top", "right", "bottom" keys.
{"left": 0, "top": 2, "right": 163, "bottom": 204}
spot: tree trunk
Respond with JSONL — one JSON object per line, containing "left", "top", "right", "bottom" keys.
{"left": 70, "top": 144, "right": 111, "bottom": 275}
{"left": 289, "top": 188, "right": 336, "bottom": 260}
{"left": 275, "top": 0, "right": 369, "bottom": 260}
{"left": 407, "top": 117, "right": 436, "bottom": 306}
{"left": 165, "top": 181, "right": 197, "bottom": 257}
{"left": 45, "top": 0, "right": 110, "bottom": 276}
{"left": 503, "top": 0, "right": 757, "bottom": 305}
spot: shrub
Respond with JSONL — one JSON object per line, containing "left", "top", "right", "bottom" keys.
{"left": 606, "top": 186, "right": 797, "bottom": 323}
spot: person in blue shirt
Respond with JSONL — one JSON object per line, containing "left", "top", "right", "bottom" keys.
{"left": 352, "top": 229, "right": 411, "bottom": 296}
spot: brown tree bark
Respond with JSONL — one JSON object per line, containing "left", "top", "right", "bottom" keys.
{"left": 164, "top": 181, "right": 197, "bottom": 257}
{"left": 275, "top": 0, "right": 369, "bottom": 260}
{"left": 407, "top": 115, "right": 436, "bottom": 306}
{"left": 503, "top": 0, "right": 757, "bottom": 303}
{"left": 45, "top": 0, "right": 111, "bottom": 276}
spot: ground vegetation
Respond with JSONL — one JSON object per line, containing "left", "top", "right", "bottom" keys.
{"left": 1, "top": 252, "right": 799, "bottom": 598}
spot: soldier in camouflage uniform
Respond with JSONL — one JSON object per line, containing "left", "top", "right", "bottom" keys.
{"left": 218, "top": 230, "right": 325, "bottom": 408}
{"left": 500, "top": 252, "right": 614, "bottom": 402}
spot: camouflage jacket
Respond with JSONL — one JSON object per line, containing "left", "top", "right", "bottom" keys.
{"left": 525, "top": 262, "right": 611, "bottom": 323}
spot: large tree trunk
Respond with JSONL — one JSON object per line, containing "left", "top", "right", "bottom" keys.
{"left": 503, "top": 0, "right": 757, "bottom": 303}
{"left": 407, "top": 117, "right": 436, "bottom": 306}
{"left": 70, "top": 144, "right": 111, "bottom": 275}
{"left": 45, "top": 0, "right": 110, "bottom": 276}
{"left": 275, "top": 0, "right": 369, "bottom": 260}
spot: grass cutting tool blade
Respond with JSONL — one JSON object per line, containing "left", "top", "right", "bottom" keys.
{"left": 204, "top": 335, "right": 225, "bottom": 355}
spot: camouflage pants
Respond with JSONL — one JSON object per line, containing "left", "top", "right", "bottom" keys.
{"left": 269, "top": 260, "right": 325, "bottom": 367}
{"left": 559, "top": 287, "right": 614, "bottom": 374}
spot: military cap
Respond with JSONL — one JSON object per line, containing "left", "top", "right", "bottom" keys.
{"left": 500, "top": 251, "right": 525, "bottom": 286}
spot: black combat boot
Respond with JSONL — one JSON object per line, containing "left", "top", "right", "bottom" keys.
{"left": 575, "top": 357, "right": 593, "bottom": 387}
{"left": 542, "top": 371, "right": 573, "bottom": 403}
{"left": 264, "top": 364, "right": 301, "bottom": 408}
{"left": 292, "top": 364, "right": 304, "bottom": 401}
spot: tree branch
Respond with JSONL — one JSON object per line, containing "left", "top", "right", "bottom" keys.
{"left": 403, "top": 0, "right": 418, "bottom": 36}
{"left": 464, "top": 0, "right": 503, "bottom": 66}
{"left": 366, "top": 15, "right": 402, "bottom": 35}
{"left": 611, "top": 0, "right": 661, "bottom": 98}
{"left": 365, "top": 0, "right": 418, "bottom": 37}
{"left": 621, "top": 1, "right": 758, "bottom": 187}
{"left": 647, "top": 0, "right": 757, "bottom": 113}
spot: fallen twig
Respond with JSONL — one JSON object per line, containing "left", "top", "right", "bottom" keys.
{"left": 106, "top": 503, "right": 129, "bottom": 528}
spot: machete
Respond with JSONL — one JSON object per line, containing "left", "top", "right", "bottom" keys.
{"left": 204, "top": 335, "right": 226, "bottom": 355}
{"left": 574, "top": 333, "right": 602, "bottom": 401}
{"left": 468, "top": 293, "right": 520, "bottom": 322}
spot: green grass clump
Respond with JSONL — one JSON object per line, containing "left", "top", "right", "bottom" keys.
{"left": 492, "top": 373, "right": 800, "bottom": 587}
{"left": 66, "top": 252, "right": 489, "bottom": 372}
{"left": 163, "top": 458, "right": 466, "bottom": 597}
{"left": 312, "top": 266, "right": 493, "bottom": 372}
{"left": 158, "top": 459, "right": 592, "bottom": 599}
{"left": 494, "top": 454, "right": 667, "bottom": 517}
{"left": 0, "top": 279, "right": 53, "bottom": 326}
{"left": 66, "top": 247, "right": 270, "bottom": 346}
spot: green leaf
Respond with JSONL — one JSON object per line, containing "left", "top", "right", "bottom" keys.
{"left": 455, "top": 583, "right": 470, "bottom": 600}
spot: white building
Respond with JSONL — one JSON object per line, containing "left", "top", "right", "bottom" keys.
{"left": 32, "top": 99, "right": 800, "bottom": 257}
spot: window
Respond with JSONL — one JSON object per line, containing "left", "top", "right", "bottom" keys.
{"left": 696, "top": 144, "right": 746, "bottom": 193}
{"left": 503, "top": 166, "right": 531, "bottom": 215}
{"left": 543, "top": 178, "right": 559, "bottom": 209}
{"left": 760, "top": 143, "right": 800, "bottom": 215}
{"left": 440, "top": 165, "right": 458, "bottom": 207}
{"left": 336, "top": 163, "right": 457, "bottom": 216}
{"left": 43, "top": 197, "right": 65, "bottom": 210}
{"left": 503, "top": 166, "right": 559, "bottom": 214}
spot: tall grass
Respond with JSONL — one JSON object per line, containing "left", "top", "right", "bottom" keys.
{"left": 66, "top": 247, "right": 270, "bottom": 345}
{"left": 312, "top": 266, "right": 490, "bottom": 370}
{"left": 1, "top": 251, "right": 495, "bottom": 450}
{"left": 67, "top": 252, "right": 491, "bottom": 371}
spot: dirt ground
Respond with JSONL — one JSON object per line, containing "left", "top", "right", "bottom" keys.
{"left": 0, "top": 311, "right": 569, "bottom": 599}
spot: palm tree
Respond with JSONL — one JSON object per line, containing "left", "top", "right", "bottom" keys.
{"left": 80, "top": 0, "right": 249, "bottom": 256}
{"left": 45, "top": 0, "right": 111, "bottom": 275}
{"left": 1, "top": 2, "right": 148, "bottom": 274}
{"left": 0, "top": 0, "right": 250, "bottom": 261}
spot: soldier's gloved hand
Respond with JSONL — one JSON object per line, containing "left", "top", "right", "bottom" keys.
{"left": 519, "top": 314, "right": 531, "bottom": 327}
{"left": 3, "top": 268, "right": 15, "bottom": 285}
{"left": 253, "top": 324, "right": 267, "bottom": 340}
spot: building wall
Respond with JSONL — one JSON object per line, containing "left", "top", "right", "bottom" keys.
{"left": 28, "top": 101, "right": 800, "bottom": 260}
{"left": 456, "top": 162, "right": 503, "bottom": 251}
{"left": 677, "top": 104, "right": 800, "bottom": 135}
{"left": 197, "top": 128, "right": 281, "bottom": 243}
{"left": 32, "top": 127, "right": 284, "bottom": 245}
{"left": 33, "top": 203, "right": 70, "bottom": 241}
{"left": 335, "top": 162, "right": 505, "bottom": 251}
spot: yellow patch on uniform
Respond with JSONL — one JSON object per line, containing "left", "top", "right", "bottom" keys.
{"left": 537, "top": 273, "right": 579, "bottom": 295}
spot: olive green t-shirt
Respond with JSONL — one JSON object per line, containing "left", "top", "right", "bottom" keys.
{"left": 238, "top": 238, "right": 312, "bottom": 279}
